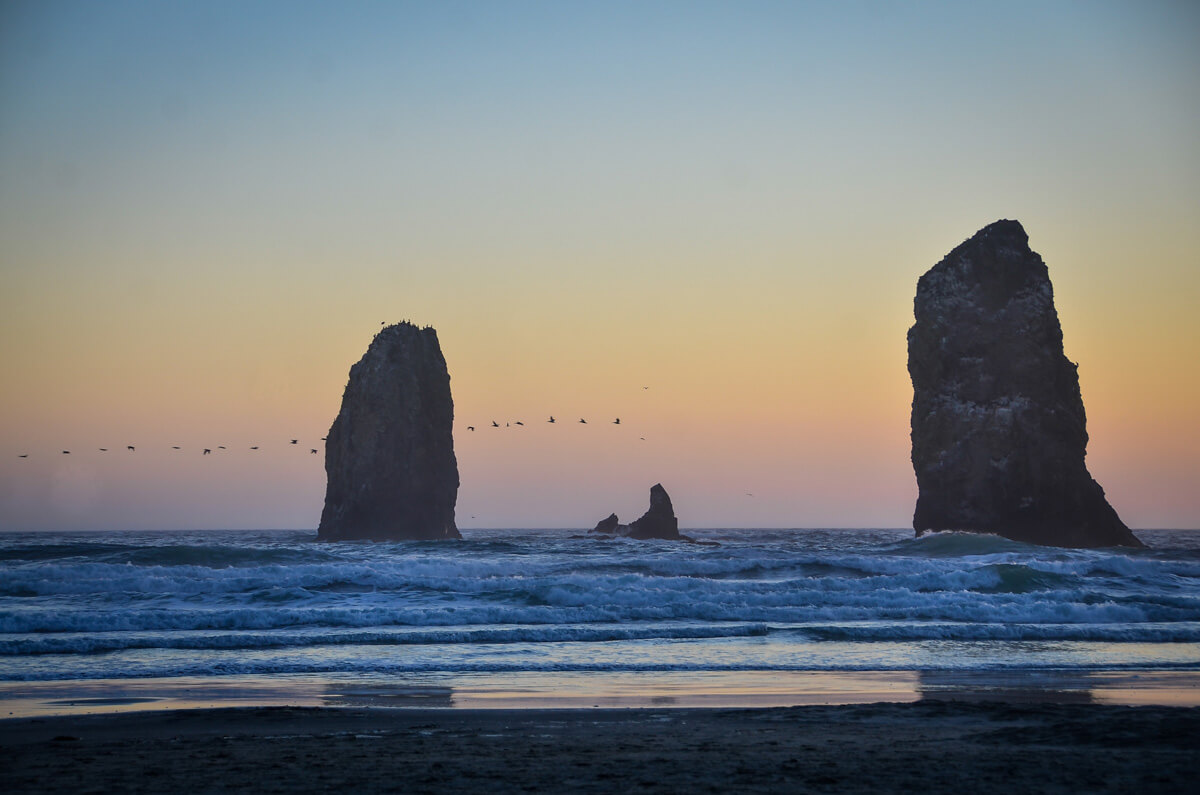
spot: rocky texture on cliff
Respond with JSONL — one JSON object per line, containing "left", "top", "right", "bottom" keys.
{"left": 317, "top": 322, "right": 460, "bottom": 541}
{"left": 907, "top": 220, "right": 1141, "bottom": 548}
{"left": 591, "top": 484, "right": 684, "bottom": 540}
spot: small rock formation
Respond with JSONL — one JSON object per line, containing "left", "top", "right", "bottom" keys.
{"left": 317, "top": 322, "right": 460, "bottom": 541}
{"left": 591, "top": 484, "right": 684, "bottom": 540}
{"left": 593, "top": 513, "right": 621, "bottom": 535}
{"left": 907, "top": 220, "right": 1142, "bottom": 548}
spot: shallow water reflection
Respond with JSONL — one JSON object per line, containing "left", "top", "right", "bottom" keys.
{"left": 2, "top": 669, "right": 1198, "bottom": 718}
{"left": 918, "top": 670, "right": 1095, "bottom": 704}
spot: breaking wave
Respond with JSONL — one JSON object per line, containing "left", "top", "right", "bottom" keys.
{"left": 2, "top": 528, "right": 1198, "bottom": 681}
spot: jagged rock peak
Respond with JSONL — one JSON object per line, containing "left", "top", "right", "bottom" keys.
{"left": 317, "top": 321, "right": 460, "bottom": 541}
{"left": 591, "top": 483, "right": 683, "bottom": 540}
{"left": 907, "top": 221, "right": 1142, "bottom": 548}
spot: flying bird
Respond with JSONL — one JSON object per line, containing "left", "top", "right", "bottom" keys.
{"left": 127, "top": 446, "right": 135, "bottom": 451}
{"left": 18, "top": 454, "right": 27, "bottom": 458}
{"left": 515, "top": 421, "right": 524, "bottom": 426}
{"left": 492, "top": 421, "right": 500, "bottom": 428}
{"left": 548, "top": 416, "right": 555, "bottom": 423}
{"left": 99, "top": 448, "right": 108, "bottom": 451}
{"left": 310, "top": 449, "right": 318, "bottom": 454}
{"left": 467, "top": 426, "right": 475, "bottom": 432}
{"left": 172, "top": 446, "right": 181, "bottom": 450}
{"left": 203, "top": 449, "right": 211, "bottom": 455}
{"left": 290, "top": 439, "right": 298, "bottom": 445}
{"left": 218, "top": 446, "right": 226, "bottom": 450}
{"left": 62, "top": 450, "right": 70, "bottom": 454}
{"left": 250, "top": 446, "right": 259, "bottom": 450}
{"left": 579, "top": 418, "right": 587, "bottom": 424}
{"left": 613, "top": 418, "right": 620, "bottom": 425}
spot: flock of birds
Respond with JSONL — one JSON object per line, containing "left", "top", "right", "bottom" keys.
{"left": 465, "top": 415, "right": 646, "bottom": 441}
{"left": 13, "top": 413, "right": 649, "bottom": 459}
{"left": 14, "top": 439, "right": 326, "bottom": 459}
{"left": 471, "top": 415, "right": 624, "bottom": 429}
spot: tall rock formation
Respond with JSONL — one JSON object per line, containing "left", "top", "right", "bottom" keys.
{"left": 907, "top": 220, "right": 1142, "bottom": 548}
{"left": 591, "top": 484, "right": 684, "bottom": 540}
{"left": 317, "top": 322, "right": 460, "bottom": 541}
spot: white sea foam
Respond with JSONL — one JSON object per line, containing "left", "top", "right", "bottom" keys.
{"left": 2, "top": 528, "right": 1198, "bottom": 682}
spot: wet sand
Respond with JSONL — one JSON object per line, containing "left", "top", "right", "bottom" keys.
{"left": 3, "top": 701, "right": 1197, "bottom": 793}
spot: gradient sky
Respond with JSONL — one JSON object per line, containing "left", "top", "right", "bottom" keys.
{"left": 2, "top": 0, "right": 1197, "bottom": 530}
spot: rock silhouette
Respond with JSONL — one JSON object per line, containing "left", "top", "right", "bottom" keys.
{"left": 592, "top": 483, "right": 683, "bottom": 540}
{"left": 317, "top": 322, "right": 460, "bottom": 541}
{"left": 907, "top": 220, "right": 1142, "bottom": 548}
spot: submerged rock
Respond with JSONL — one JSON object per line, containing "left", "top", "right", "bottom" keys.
{"left": 317, "top": 322, "right": 460, "bottom": 541}
{"left": 907, "top": 220, "right": 1142, "bottom": 548}
{"left": 592, "top": 484, "right": 684, "bottom": 540}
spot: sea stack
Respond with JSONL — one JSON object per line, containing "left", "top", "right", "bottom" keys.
{"left": 317, "top": 322, "right": 460, "bottom": 541}
{"left": 591, "top": 484, "right": 683, "bottom": 540}
{"left": 907, "top": 220, "right": 1142, "bottom": 548}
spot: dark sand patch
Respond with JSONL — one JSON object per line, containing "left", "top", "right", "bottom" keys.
{"left": 2, "top": 701, "right": 1197, "bottom": 793}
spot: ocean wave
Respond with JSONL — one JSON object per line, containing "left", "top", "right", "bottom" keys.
{"left": 0, "top": 623, "right": 771, "bottom": 656}
{"left": 792, "top": 621, "right": 1200, "bottom": 643}
{"left": 4, "top": 619, "right": 1198, "bottom": 657}
{"left": 3, "top": 585, "right": 1196, "bottom": 634}
{"left": 5, "top": 656, "right": 1199, "bottom": 682}
{"left": 5, "top": 551, "right": 1197, "bottom": 601}
{"left": 4, "top": 529, "right": 1200, "bottom": 681}
{"left": 890, "top": 531, "right": 1039, "bottom": 557}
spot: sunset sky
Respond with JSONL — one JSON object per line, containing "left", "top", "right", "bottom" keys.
{"left": 2, "top": 0, "right": 1197, "bottom": 531}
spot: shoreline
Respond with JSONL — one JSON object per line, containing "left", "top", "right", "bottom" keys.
{"left": 4, "top": 701, "right": 1198, "bottom": 793}
{"left": 5, "top": 668, "right": 1200, "bottom": 719}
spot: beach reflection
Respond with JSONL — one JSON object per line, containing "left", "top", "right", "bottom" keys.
{"left": 4, "top": 670, "right": 1199, "bottom": 719}
{"left": 917, "top": 670, "right": 1094, "bottom": 704}
{"left": 321, "top": 684, "right": 454, "bottom": 709}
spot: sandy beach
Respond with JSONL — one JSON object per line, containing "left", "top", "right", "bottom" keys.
{"left": 3, "top": 700, "right": 1197, "bottom": 794}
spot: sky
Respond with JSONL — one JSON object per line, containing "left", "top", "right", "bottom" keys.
{"left": 1, "top": 0, "right": 1197, "bottom": 531}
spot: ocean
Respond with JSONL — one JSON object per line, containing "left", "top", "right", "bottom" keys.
{"left": 2, "top": 528, "right": 1199, "bottom": 714}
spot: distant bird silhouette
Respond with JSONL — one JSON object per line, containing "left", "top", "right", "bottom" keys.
{"left": 467, "top": 426, "right": 475, "bottom": 431}
{"left": 290, "top": 439, "right": 298, "bottom": 445}
{"left": 62, "top": 450, "right": 70, "bottom": 454}
{"left": 99, "top": 448, "right": 108, "bottom": 451}
{"left": 579, "top": 418, "right": 587, "bottom": 424}
{"left": 172, "top": 446, "right": 180, "bottom": 450}
{"left": 310, "top": 449, "right": 318, "bottom": 454}
{"left": 18, "top": 454, "right": 28, "bottom": 458}
{"left": 320, "top": 437, "right": 327, "bottom": 441}
{"left": 515, "top": 421, "right": 524, "bottom": 426}
{"left": 492, "top": 421, "right": 500, "bottom": 428}
{"left": 548, "top": 416, "right": 555, "bottom": 423}
{"left": 203, "top": 449, "right": 211, "bottom": 455}
{"left": 613, "top": 418, "right": 620, "bottom": 425}
{"left": 218, "top": 446, "right": 226, "bottom": 450}
{"left": 643, "top": 386, "right": 649, "bottom": 390}
{"left": 250, "top": 446, "right": 259, "bottom": 450}
{"left": 127, "top": 446, "right": 135, "bottom": 451}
